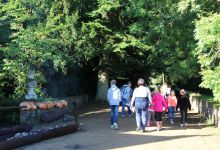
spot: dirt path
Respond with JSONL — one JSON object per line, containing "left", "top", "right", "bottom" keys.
{"left": 18, "top": 105, "right": 220, "bottom": 150}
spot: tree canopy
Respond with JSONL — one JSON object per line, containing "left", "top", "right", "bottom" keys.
{"left": 0, "top": 0, "right": 219, "bottom": 102}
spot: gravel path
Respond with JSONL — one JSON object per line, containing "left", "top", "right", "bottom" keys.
{"left": 18, "top": 105, "right": 220, "bottom": 150}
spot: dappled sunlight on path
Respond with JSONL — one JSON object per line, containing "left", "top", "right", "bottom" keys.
{"left": 18, "top": 104, "right": 220, "bottom": 150}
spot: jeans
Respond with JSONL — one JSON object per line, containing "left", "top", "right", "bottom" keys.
{"left": 168, "top": 106, "right": 175, "bottom": 120}
{"left": 110, "top": 105, "right": 119, "bottom": 125}
{"left": 121, "top": 99, "right": 131, "bottom": 116}
{"left": 135, "top": 101, "right": 147, "bottom": 130}
{"left": 180, "top": 109, "right": 188, "bottom": 124}
{"left": 146, "top": 109, "right": 152, "bottom": 122}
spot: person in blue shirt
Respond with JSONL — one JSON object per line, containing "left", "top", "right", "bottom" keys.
{"left": 121, "top": 81, "right": 133, "bottom": 118}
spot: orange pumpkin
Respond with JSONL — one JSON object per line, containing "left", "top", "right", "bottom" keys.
{"left": 46, "top": 101, "right": 54, "bottom": 109}
{"left": 61, "top": 100, "right": 68, "bottom": 107}
{"left": 36, "top": 102, "right": 47, "bottom": 110}
{"left": 54, "top": 101, "right": 64, "bottom": 108}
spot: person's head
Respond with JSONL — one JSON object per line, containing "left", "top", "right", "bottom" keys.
{"left": 137, "top": 78, "right": 145, "bottom": 86}
{"left": 171, "top": 90, "right": 175, "bottom": 96}
{"left": 127, "top": 81, "right": 132, "bottom": 87}
{"left": 110, "top": 79, "right": 117, "bottom": 86}
{"left": 153, "top": 86, "right": 159, "bottom": 93}
{"left": 159, "top": 86, "right": 163, "bottom": 93}
{"left": 163, "top": 82, "right": 167, "bottom": 85}
{"left": 180, "top": 89, "right": 186, "bottom": 96}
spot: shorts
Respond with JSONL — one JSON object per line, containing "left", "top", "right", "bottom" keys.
{"left": 155, "top": 112, "right": 162, "bottom": 121}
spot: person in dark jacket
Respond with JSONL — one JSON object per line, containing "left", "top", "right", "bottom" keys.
{"left": 176, "top": 89, "right": 191, "bottom": 127}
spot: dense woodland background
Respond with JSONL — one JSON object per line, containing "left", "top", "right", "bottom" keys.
{"left": 0, "top": 0, "right": 219, "bottom": 124}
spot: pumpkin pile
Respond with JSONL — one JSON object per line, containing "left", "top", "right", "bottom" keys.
{"left": 20, "top": 102, "right": 37, "bottom": 111}
{"left": 20, "top": 100, "right": 68, "bottom": 111}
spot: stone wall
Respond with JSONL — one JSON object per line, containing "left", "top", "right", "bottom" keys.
{"left": 20, "top": 95, "right": 88, "bottom": 126}
{"left": 190, "top": 94, "right": 220, "bottom": 128}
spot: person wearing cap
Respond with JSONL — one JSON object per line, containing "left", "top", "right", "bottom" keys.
{"left": 130, "top": 78, "right": 152, "bottom": 133}
{"left": 121, "top": 81, "right": 133, "bottom": 118}
{"left": 107, "top": 79, "right": 121, "bottom": 130}
{"left": 176, "top": 89, "right": 191, "bottom": 127}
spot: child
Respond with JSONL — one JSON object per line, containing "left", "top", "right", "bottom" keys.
{"left": 176, "top": 89, "right": 191, "bottom": 127}
{"left": 146, "top": 104, "right": 154, "bottom": 127}
{"left": 152, "top": 87, "right": 168, "bottom": 131}
{"left": 167, "top": 90, "right": 177, "bottom": 125}
{"left": 107, "top": 80, "right": 121, "bottom": 130}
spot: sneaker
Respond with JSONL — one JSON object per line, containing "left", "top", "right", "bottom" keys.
{"left": 128, "top": 113, "right": 133, "bottom": 117}
{"left": 180, "top": 124, "right": 184, "bottom": 128}
{"left": 113, "top": 123, "right": 118, "bottom": 130}
{"left": 170, "top": 119, "right": 174, "bottom": 125}
{"left": 110, "top": 125, "right": 114, "bottom": 129}
{"left": 140, "top": 129, "right": 145, "bottom": 133}
{"left": 136, "top": 127, "right": 141, "bottom": 132}
{"left": 121, "top": 115, "right": 125, "bottom": 118}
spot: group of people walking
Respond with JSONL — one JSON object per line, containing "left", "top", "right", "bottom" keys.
{"left": 107, "top": 78, "right": 191, "bottom": 132}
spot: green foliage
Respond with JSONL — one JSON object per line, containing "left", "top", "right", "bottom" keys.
{"left": 0, "top": 0, "right": 219, "bottom": 104}
{"left": 195, "top": 13, "right": 220, "bottom": 101}
{"left": 0, "top": 0, "right": 78, "bottom": 100}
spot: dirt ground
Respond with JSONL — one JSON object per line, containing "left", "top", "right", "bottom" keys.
{"left": 18, "top": 104, "right": 220, "bottom": 150}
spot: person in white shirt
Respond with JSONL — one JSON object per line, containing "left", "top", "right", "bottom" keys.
{"left": 162, "top": 82, "right": 168, "bottom": 97}
{"left": 130, "top": 78, "right": 152, "bottom": 132}
{"left": 107, "top": 80, "right": 121, "bottom": 130}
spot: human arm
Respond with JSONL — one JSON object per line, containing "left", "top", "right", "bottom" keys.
{"left": 147, "top": 88, "right": 152, "bottom": 104}
{"left": 176, "top": 98, "right": 179, "bottom": 111}
{"left": 130, "top": 89, "right": 136, "bottom": 108}
{"left": 107, "top": 90, "right": 111, "bottom": 104}
{"left": 118, "top": 89, "right": 122, "bottom": 102}
{"left": 187, "top": 97, "right": 191, "bottom": 110}
{"left": 162, "top": 97, "right": 168, "bottom": 111}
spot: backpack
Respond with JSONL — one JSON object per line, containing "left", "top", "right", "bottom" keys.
{"left": 120, "top": 85, "right": 127, "bottom": 95}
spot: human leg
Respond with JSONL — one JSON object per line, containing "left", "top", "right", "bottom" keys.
{"left": 169, "top": 107, "right": 175, "bottom": 124}
{"left": 180, "top": 109, "right": 186, "bottom": 127}
{"left": 146, "top": 110, "right": 151, "bottom": 127}
{"left": 151, "top": 111, "right": 155, "bottom": 124}
{"left": 110, "top": 105, "right": 114, "bottom": 126}
{"left": 114, "top": 105, "right": 119, "bottom": 123}
{"left": 155, "top": 112, "right": 162, "bottom": 131}
{"left": 114, "top": 105, "right": 119, "bottom": 129}
{"left": 141, "top": 108, "right": 147, "bottom": 130}
{"left": 135, "top": 107, "right": 141, "bottom": 131}
{"left": 184, "top": 109, "right": 188, "bottom": 125}
{"left": 121, "top": 99, "right": 125, "bottom": 117}
{"left": 127, "top": 105, "right": 132, "bottom": 116}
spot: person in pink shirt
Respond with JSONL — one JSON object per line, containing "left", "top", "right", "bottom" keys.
{"left": 152, "top": 87, "right": 168, "bottom": 131}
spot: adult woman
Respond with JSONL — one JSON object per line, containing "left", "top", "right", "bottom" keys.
{"left": 130, "top": 78, "right": 152, "bottom": 132}
{"left": 176, "top": 89, "right": 191, "bottom": 127}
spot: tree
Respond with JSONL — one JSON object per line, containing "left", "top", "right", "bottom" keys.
{"left": 0, "top": 0, "right": 78, "bottom": 99}
{"left": 195, "top": 14, "right": 220, "bottom": 101}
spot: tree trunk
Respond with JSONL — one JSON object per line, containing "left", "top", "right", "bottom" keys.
{"left": 95, "top": 70, "right": 108, "bottom": 101}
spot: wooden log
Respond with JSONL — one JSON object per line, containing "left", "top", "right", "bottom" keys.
{"left": 40, "top": 108, "right": 68, "bottom": 123}
{"left": 41, "top": 124, "right": 78, "bottom": 140}
{"left": 0, "top": 132, "right": 42, "bottom": 150}
{"left": 0, "top": 125, "right": 33, "bottom": 136}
